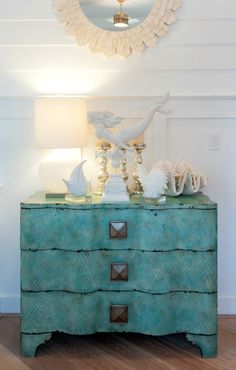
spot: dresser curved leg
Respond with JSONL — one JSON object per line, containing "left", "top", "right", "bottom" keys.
{"left": 21, "top": 333, "right": 53, "bottom": 357}
{"left": 186, "top": 334, "right": 217, "bottom": 358}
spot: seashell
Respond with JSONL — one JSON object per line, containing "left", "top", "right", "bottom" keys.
{"left": 137, "top": 164, "right": 168, "bottom": 198}
{"left": 153, "top": 160, "right": 208, "bottom": 196}
{"left": 63, "top": 160, "right": 88, "bottom": 196}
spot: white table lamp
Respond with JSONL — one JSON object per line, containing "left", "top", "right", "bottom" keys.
{"left": 35, "top": 98, "right": 88, "bottom": 194}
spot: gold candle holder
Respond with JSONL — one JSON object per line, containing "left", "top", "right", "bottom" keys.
{"left": 118, "top": 145, "right": 130, "bottom": 193}
{"left": 130, "top": 143, "right": 146, "bottom": 195}
{"left": 95, "top": 142, "right": 111, "bottom": 195}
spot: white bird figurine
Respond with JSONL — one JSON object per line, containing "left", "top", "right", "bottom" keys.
{"left": 88, "top": 92, "right": 172, "bottom": 150}
{"left": 63, "top": 160, "right": 88, "bottom": 196}
{"left": 137, "top": 164, "right": 168, "bottom": 198}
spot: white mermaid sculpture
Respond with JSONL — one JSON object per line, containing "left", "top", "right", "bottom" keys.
{"left": 88, "top": 92, "right": 172, "bottom": 153}
{"left": 88, "top": 93, "right": 172, "bottom": 202}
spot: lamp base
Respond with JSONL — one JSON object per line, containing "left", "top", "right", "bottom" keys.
{"left": 102, "top": 174, "right": 129, "bottom": 203}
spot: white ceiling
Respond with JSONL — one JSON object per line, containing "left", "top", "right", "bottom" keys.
{"left": 80, "top": 0, "right": 155, "bottom": 30}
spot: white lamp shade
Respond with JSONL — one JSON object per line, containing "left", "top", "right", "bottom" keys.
{"left": 35, "top": 98, "right": 88, "bottom": 148}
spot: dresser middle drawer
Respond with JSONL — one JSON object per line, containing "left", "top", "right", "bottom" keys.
{"left": 21, "top": 249, "right": 216, "bottom": 293}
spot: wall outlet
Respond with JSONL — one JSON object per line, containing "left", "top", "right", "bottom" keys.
{"left": 209, "top": 133, "right": 221, "bottom": 151}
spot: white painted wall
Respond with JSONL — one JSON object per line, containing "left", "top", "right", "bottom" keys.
{"left": 0, "top": 0, "right": 235, "bottom": 313}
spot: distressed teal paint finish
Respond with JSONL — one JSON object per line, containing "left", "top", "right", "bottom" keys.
{"left": 22, "top": 192, "right": 216, "bottom": 208}
{"left": 20, "top": 192, "right": 217, "bottom": 358}
{"left": 186, "top": 334, "right": 217, "bottom": 358}
{"left": 22, "top": 250, "right": 217, "bottom": 293}
{"left": 21, "top": 333, "right": 52, "bottom": 357}
{"left": 21, "top": 207, "right": 217, "bottom": 252}
{"left": 21, "top": 291, "right": 217, "bottom": 334}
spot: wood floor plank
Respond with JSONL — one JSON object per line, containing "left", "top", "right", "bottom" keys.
{"left": 0, "top": 316, "right": 236, "bottom": 370}
{"left": 0, "top": 342, "right": 31, "bottom": 370}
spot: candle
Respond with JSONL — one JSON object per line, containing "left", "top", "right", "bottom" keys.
{"left": 130, "top": 134, "right": 144, "bottom": 145}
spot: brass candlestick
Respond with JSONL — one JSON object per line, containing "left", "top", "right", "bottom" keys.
{"left": 130, "top": 143, "right": 146, "bottom": 195}
{"left": 119, "top": 146, "right": 129, "bottom": 191}
{"left": 95, "top": 142, "right": 111, "bottom": 195}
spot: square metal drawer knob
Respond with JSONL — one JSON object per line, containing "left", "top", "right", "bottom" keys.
{"left": 109, "top": 222, "right": 127, "bottom": 239}
{"left": 111, "top": 263, "right": 128, "bottom": 281}
{"left": 110, "top": 305, "right": 128, "bottom": 323}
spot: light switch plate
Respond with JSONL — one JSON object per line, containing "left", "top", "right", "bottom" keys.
{"left": 209, "top": 133, "right": 221, "bottom": 151}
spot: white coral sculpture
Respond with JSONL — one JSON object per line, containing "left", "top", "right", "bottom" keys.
{"left": 137, "top": 164, "right": 168, "bottom": 198}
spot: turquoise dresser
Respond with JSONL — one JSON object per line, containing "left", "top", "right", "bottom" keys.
{"left": 20, "top": 192, "right": 217, "bottom": 357}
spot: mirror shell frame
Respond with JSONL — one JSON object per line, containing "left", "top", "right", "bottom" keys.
{"left": 53, "top": 0, "right": 182, "bottom": 58}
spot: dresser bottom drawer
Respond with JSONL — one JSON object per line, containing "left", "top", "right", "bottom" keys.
{"left": 21, "top": 291, "right": 217, "bottom": 336}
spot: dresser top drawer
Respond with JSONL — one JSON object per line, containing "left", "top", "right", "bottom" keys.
{"left": 21, "top": 206, "right": 217, "bottom": 252}
{"left": 21, "top": 192, "right": 217, "bottom": 252}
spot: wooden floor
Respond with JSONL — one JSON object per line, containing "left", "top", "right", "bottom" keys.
{"left": 0, "top": 316, "right": 235, "bottom": 370}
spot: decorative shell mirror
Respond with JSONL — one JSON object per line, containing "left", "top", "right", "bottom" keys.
{"left": 53, "top": 0, "right": 182, "bottom": 57}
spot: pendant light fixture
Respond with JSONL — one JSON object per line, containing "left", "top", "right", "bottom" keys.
{"left": 113, "top": 0, "right": 129, "bottom": 28}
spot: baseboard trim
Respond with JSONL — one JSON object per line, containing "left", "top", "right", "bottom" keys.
{"left": 218, "top": 297, "right": 236, "bottom": 315}
{"left": 1, "top": 295, "right": 236, "bottom": 315}
{"left": 0, "top": 296, "right": 20, "bottom": 314}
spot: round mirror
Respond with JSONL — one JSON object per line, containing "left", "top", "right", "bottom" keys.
{"left": 80, "top": 0, "right": 155, "bottom": 32}
{"left": 53, "top": 0, "right": 182, "bottom": 57}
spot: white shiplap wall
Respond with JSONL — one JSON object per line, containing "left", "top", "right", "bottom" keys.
{"left": 0, "top": 0, "right": 235, "bottom": 96}
{"left": 0, "top": 0, "right": 236, "bottom": 313}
